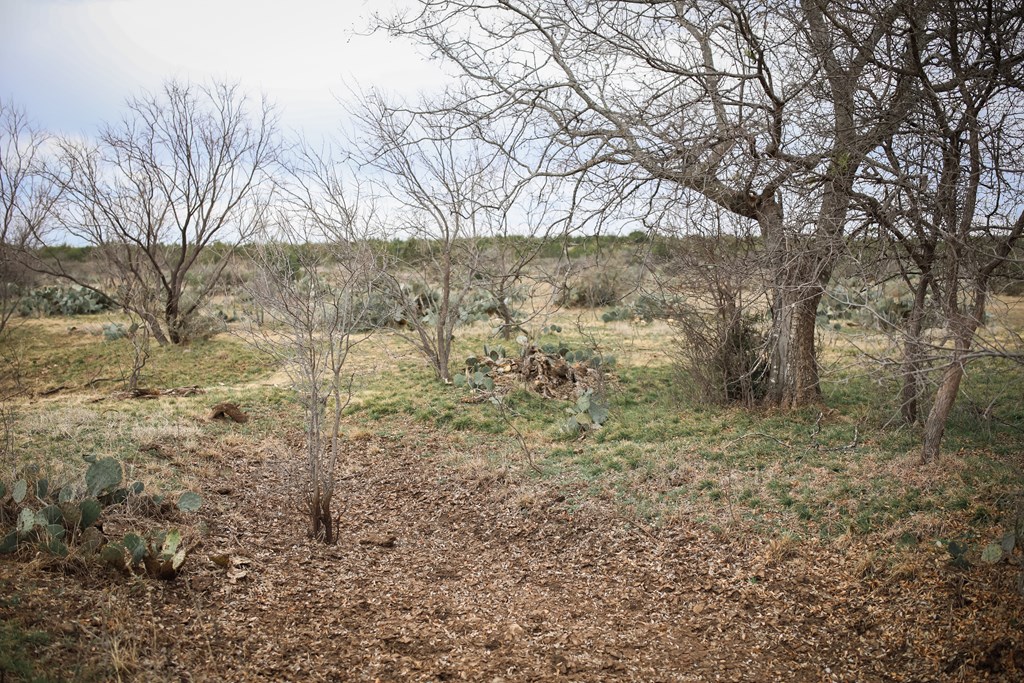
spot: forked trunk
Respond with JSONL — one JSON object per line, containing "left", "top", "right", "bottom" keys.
{"left": 758, "top": 203, "right": 829, "bottom": 410}
{"left": 495, "top": 296, "right": 519, "bottom": 339}
{"left": 310, "top": 488, "right": 334, "bottom": 544}
{"left": 306, "top": 405, "right": 335, "bottom": 544}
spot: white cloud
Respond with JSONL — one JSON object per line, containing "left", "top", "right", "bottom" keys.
{"left": 0, "top": 0, "right": 451, "bottom": 137}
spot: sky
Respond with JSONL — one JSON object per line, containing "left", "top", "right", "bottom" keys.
{"left": 0, "top": 0, "right": 451, "bottom": 139}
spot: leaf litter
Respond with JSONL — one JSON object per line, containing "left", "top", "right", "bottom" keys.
{"left": 1, "top": 428, "right": 1022, "bottom": 681}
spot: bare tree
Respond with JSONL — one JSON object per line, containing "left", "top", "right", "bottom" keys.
{"left": 246, "top": 148, "right": 382, "bottom": 543}
{"left": 0, "top": 100, "right": 58, "bottom": 337}
{"left": 472, "top": 175, "right": 574, "bottom": 339}
{"left": 852, "top": 0, "right": 1024, "bottom": 461}
{"left": 350, "top": 89, "right": 541, "bottom": 382}
{"left": 378, "top": 0, "right": 926, "bottom": 408}
{"left": 41, "top": 81, "right": 278, "bottom": 345}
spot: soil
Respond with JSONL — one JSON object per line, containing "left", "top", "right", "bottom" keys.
{"left": 207, "top": 402, "right": 250, "bottom": 424}
{"left": 2, "top": 429, "right": 1022, "bottom": 681}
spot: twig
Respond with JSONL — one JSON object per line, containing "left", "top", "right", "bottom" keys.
{"left": 627, "top": 518, "right": 661, "bottom": 543}
{"left": 819, "top": 418, "right": 865, "bottom": 452}
{"left": 809, "top": 411, "right": 824, "bottom": 448}
{"left": 490, "top": 394, "right": 543, "bottom": 475}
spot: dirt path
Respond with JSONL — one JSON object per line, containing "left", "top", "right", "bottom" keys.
{"left": 169, "top": 430, "right": 1023, "bottom": 682}
{"left": 3, "top": 429, "right": 1022, "bottom": 681}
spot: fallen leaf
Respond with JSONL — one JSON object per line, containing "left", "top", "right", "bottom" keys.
{"left": 358, "top": 534, "right": 397, "bottom": 548}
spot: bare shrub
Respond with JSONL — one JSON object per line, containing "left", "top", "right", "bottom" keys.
{"left": 556, "top": 262, "right": 630, "bottom": 309}
{"left": 651, "top": 217, "right": 770, "bottom": 406}
{"left": 245, "top": 150, "right": 382, "bottom": 544}
{"left": 351, "top": 88, "right": 567, "bottom": 380}
{"left": 1, "top": 100, "right": 58, "bottom": 338}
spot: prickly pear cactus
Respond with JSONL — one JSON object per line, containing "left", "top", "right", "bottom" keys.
{"left": 562, "top": 389, "right": 610, "bottom": 434}
{"left": 176, "top": 492, "right": 203, "bottom": 512}
{"left": 77, "top": 498, "right": 101, "bottom": 529}
{"left": 85, "top": 458, "right": 123, "bottom": 497}
{"left": 143, "top": 529, "right": 188, "bottom": 580}
{"left": 12, "top": 480, "right": 27, "bottom": 504}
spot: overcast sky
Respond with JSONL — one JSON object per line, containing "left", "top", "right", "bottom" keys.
{"left": 0, "top": 0, "right": 450, "bottom": 138}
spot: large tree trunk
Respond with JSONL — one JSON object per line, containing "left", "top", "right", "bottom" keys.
{"left": 760, "top": 201, "right": 830, "bottom": 409}
{"left": 766, "top": 281, "right": 825, "bottom": 408}
{"left": 786, "top": 289, "right": 825, "bottom": 408}
{"left": 758, "top": 176, "right": 850, "bottom": 409}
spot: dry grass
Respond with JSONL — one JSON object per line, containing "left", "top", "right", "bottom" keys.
{"left": 1, "top": 294, "right": 1023, "bottom": 680}
{"left": 5, "top": 299, "right": 1022, "bottom": 544}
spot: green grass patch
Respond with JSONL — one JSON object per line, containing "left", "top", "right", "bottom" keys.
{"left": 0, "top": 616, "right": 52, "bottom": 682}
{"left": 4, "top": 311, "right": 1023, "bottom": 544}
{"left": 2, "top": 322, "right": 273, "bottom": 393}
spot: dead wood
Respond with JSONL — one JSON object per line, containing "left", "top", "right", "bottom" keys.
{"left": 208, "top": 402, "right": 249, "bottom": 423}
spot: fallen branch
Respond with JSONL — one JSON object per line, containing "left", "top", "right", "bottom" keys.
{"left": 208, "top": 402, "right": 249, "bottom": 423}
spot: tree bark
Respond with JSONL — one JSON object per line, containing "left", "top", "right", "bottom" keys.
{"left": 900, "top": 276, "right": 931, "bottom": 424}
{"left": 766, "top": 282, "right": 825, "bottom": 408}
{"left": 920, "top": 286, "right": 988, "bottom": 463}
{"left": 760, "top": 201, "right": 830, "bottom": 409}
{"left": 920, "top": 353, "right": 964, "bottom": 463}
{"left": 142, "top": 311, "right": 170, "bottom": 346}
{"left": 166, "top": 292, "right": 183, "bottom": 345}
{"left": 786, "top": 290, "right": 824, "bottom": 408}
{"left": 435, "top": 248, "right": 454, "bottom": 383}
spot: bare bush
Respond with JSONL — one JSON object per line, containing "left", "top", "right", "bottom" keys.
{"left": 651, "top": 211, "right": 770, "bottom": 407}
{"left": 245, "top": 149, "right": 382, "bottom": 544}
{"left": 556, "top": 262, "right": 631, "bottom": 309}
{"left": 351, "top": 89, "right": 561, "bottom": 381}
